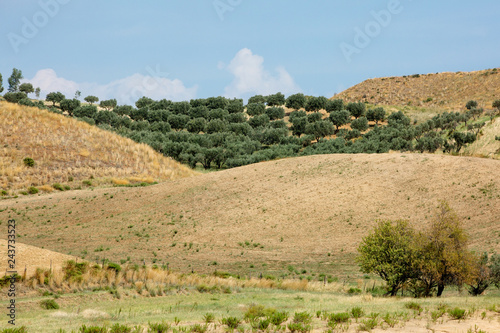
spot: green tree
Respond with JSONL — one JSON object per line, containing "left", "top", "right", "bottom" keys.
{"left": 45, "top": 92, "right": 65, "bottom": 107}
{"left": 291, "top": 117, "right": 307, "bottom": 137}
{"left": 3, "top": 92, "right": 27, "bottom": 103}
{"left": 286, "top": 93, "right": 306, "bottom": 110}
{"left": 489, "top": 254, "right": 500, "bottom": 289}
{"left": 305, "top": 120, "right": 334, "bottom": 141}
{"left": 35, "top": 87, "right": 40, "bottom": 99}
{"left": 248, "top": 114, "right": 270, "bottom": 128}
{"left": 246, "top": 103, "right": 266, "bottom": 116}
{"left": 305, "top": 96, "right": 328, "bottom": 112}
{"left": 205, "top": 119, "right": 227, "bottom": 134}
{"left": 356, "top": 220, "right": 418, "bottom": 296}
{"left": 226, "top": 98, "right": 244, "bottom": 113}
{"left": 493, "top": 100, "right": 500, "bottom": 112}
{"left": 19, "top": 83, "right": 34, "bottom": 95}
{"left": 84, "top": 95, "right": 99, "bottom": 105}
{"left": 100, "top": 99, "right": 117, "bottom": 111}
{"left": 452, "top": 132, "right": 476, "bottom": 152}
{"left": 8, "top": 68, "right": 23, "bottom": 92}
{"left": 59, "top": 98, "right": 81, "bottom": 116}
{"left": 74, "top": 90, "right": 81, "bottom": 99}
{"left": 248, "top": 95, "right": 266, "bottom": 104}
{"left": 329, "top": 110, "right": 351, "bottom": 132}
{"left": 266, "top": 106, "right": 285, "bottom": 120}
{"left": 187, "top": 118, "right": 208, "bottom": 134}
{"left": 73, "top": 105, "right": 97, "bottom": 119}
{"left": 346, "top": 102, "right": 366, "bottom": 119}
{"left": 467, "top": 252, "right": 490, "bottom": 296}
{"left": 325, "top": 99, "right": 344, "bottom": 112}
{"left": 206, "top": 96, "right": 228, "bottom": 110}
{"left": 135, "top": 96, "right": 155, "bottom": 109}
{"left": 466, "top": 100, "right": 478, "bottom": 110}
{"left": 0, "top": 73, "right": 3, "bottom": 93}
{"left": 351, "top": 117, "right": 369, "bottom": 132}
{"left": 266, "top": 92, "right": 285, "bottom": 106}
{"left": 366, "top": 107, "right": 386, "bottom": 124}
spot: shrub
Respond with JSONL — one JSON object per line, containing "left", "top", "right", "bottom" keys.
{"left": 28, "top": 186, "right": 39, "bottom": 194}
{"left": 244, "top": 304, "right": 267, "bottom": 321}
{"left": 351, "top": 306, "right": 364, "bottom": 320}
{"left": 52, "top": 183, "right": 64, "bottom": 191}
{"left": 405, "top": 302, "right": 423, "bottom": 314}
{"left": 269, "top": 311, "right": 289, "bottom": 326}
{"left": 148, "top": 321, "right": 170, "bottom": 333}
{"left": 359, "top": 317, "right": 378, "bottom": 331}
{"left": 293, "top": 311, "right": 312, "bottom": 324}
{"left": 82, "top": 180, "right": 92, "bottom": 186}
{"left": 106, "top": 262, "right": 122, "bottom": 273}
{"left": 202, "top": 313, "right": 215, "bottom": 324}
{"left": 287, "top": 322, "right": 311, "bottom": 333}
{"left": 78, "top": 325, "right": 108, "bottom": 333}
{"left": 448, "top": 307, "right": 467, "bottom": 320}
{"left": 40, "top": 299, "right": 59, "bottom": 309}
{"left": 23, "top": 157, "right": 35, "bottom": 167}
{"left": 328, "top": 312, "right": 350, "bottom": 325}
{"left": 110, "top": 324, "right": 132, "bottom": 333}
{"left": 347, "top": 287, "right": 362, "bottom": 295}
{"left": 221, "top": 316, "right": 240, "bottom": 329}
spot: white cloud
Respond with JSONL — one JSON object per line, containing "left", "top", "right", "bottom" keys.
{"left": 223, "top": 48, "right": 301, "bottom": 99}
{"left": 24, "top": 68, "right": 198, "bottom": 105}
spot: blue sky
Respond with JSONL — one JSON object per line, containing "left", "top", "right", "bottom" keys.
{"left": 1, "top": 0, "right": 499, "bottom": 104}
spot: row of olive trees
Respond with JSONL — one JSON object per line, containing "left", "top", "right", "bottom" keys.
{"left": 357, "top": 201, "right": 500, "bottom": 297}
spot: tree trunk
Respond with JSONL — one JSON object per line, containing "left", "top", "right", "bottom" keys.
{"left": 437, "top": 282, "right": 445, "bottom": 297}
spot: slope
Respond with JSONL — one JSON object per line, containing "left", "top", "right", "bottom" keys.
{"left": 333, "top": 68, "right": 500, "bottom": 110}
{"left": 1, "top": 153, "right": 498, "bottom": 278}
{"left": 0, "top": 102, "right": 197, "bottom": 194}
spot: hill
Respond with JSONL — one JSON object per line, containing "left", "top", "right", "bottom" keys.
{"left": 0, "top": 102, "right": 197, "bottom": 194}
{"left": 1, "top": 153, "right": 498, "bottom": 278}
{"left": 333, "top": 68, "right": 500, "bottom": 110}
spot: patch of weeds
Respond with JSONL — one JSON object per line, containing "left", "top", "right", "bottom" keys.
{"left": 381, "top": 313, "right": 398, "bottom": 328}
{"left": 467, "top": 325, "right": 488, "bottom": 333}
{"left": 347, "top": 287, "right": 362, "bottom": 295}
{"left": 405, "top": 301, "right": 423, "bottom": 315}
{"left": 359, "top": 317, "right": 378, "bottom": 331}
{"left": 148, "top": 321, "right": 171, "bottom": 333}
{"left": 202, "top": 313, "right": 215, "bottom": 324}
{"left": 287, "top": 322, "right": 311, "bottom": 333}
{"left": 23, "top": 157, "right": 35, "bottom": 167}
{"left": 28, "top": 186, "right": 39, "bottom": 194}
{"left": 40, "top": 299, "right": 59, "bottom": 310}
{"left": 110, "top": 324, "right": 132, "bottom": 333}
{"left": 350, "top": 306, "right": 364, "bottom": 321}
{"left": 293, "top": 311, "right": 312, "bottom": 324}
{"left": 52, "top": 183, "right": 64, "bottom": 191}
{"left": 1, "top": 327, "right": 28, "bottom": 333}
{"left": 189, "top": 324, "right": 208, "bottom": 333}
{"left": 82, "top": 180, "right": 92, "bottom": 186}
{"left": 448, "top": 307, "right": 467, "bottom": 320}
{"left": 269, "top": 311, "right": 289, "bottom": 326}
{"left": 431, "top": 309, "right": 446, "bottom": 322}
{"left": 327, "top": 312, "right": 350, "bottom": 326}
{"left": 196, "top": 284, "right": 219, "bottom": 293}
{"left": 221, "top": 316, "right": 241, "bottom": 329}
{"left": 78, "top": 325, "right": 108, "bottom": 333}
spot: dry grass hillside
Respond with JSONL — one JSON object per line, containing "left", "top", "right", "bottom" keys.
{"left": 1, "top": 153, "right": 498, "bottom": 277}
{"left": 0, "top": 102, "right": 196, "bottom": 194}
{"left": 333, "top": 68, "right": 500, "bottom": 110}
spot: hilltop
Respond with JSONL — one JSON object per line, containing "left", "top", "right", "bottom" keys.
{"left": 1, "top": 153, "right": 498, "bottom": 277}
{"left": 0, "top": 102, "right": 197, "bottom": 194}
{"left": 333, "top": 68, "right": 500, "bottom": 110}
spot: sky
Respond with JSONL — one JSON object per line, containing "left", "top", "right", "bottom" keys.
{"left": 1, "top": 0, "right": 499, "bottom": 105}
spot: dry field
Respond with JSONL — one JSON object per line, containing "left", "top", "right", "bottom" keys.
{"left": 333, "top": 68, "right": 500, "bottom": 110}
{"left": 0, "top": 102, "right": 196, "bottom": 194}
{"left": 0, "top": 153, "right": 498, "bottom": 277}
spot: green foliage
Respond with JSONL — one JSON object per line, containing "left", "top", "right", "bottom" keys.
{"left": 291, "top": 116, "right": 308, "bottom": 137}
{"left": 60, "top": 98, "right": 81, "bottom": 116}
{"left": 351, "top": 116, "right": 369, "bottom": 131}
{"left": 493, "top": 99, "right": 500, "bottom": 111}
{"left": 23, "top": 157, "right": 35, "bottom": 167}
{"left": 46, "top": 91, "right": 65, "bottom": 106}
{"left": 286, "top": 93, "right": 306, "bottom": 110}
{"left": 189, "top": 324, "right": 208, "bottom": 333}
{"left": 187, "top": 118, "right": 207, "bottom": 134}
{"left": 147, "top": 321, "right": 170, "bottom": 333}
{"left": 78, "top": 326, "right": 108, "bottom": 333}
{"left": 489, "top": 253, "right": 500, "bottom": 288}
{"left": 366, "top": 107, "right": 386, "bottom": 124}
{"left": 357, "top": 220, "right": 417, "bottom": 296}
{"left": 40, "top": 298, "right": 59, "bottom": 310}
{"left": 266, "top": 92, "right": 285, "bottom": 106}
{"left": 293, "top": 311, "right": 312, "bottom": 324}
{"left": 269, "top": 311, "right": 289, "bottom": 325}
{"left": 0, "top": 327, "right": 28, "bottom": 333}
{"left": 19, "top": 82, "right": 34, "bottom": 95}
{"left": 305, "top": 96, "right": 328, "bottom": 111}
{"left": 226, "top": 98, "right": 244, "bottom": 113}
{"left": 466, "top": 100, "right": 478, "bottom": 110}
{"left": 248, "top": 114, "right": 270, "bottom": 128}
{"left": 202, "top": 313, "right": 215, "bottom": 323}
{"left": 8, "top": 68, "right": 23, "bottom": 92}
{"left": 0, "top": 73, "right": 3, "bottom": 93}
{"left": 405, "top": 302, "right": 423, "bottom": 314}
{"left": 73, "top": 105, "right": 97, "bottom": 118}
{"left": 109, "top": 324, "right": 132, "bottom": 333}
{"left": 326, "top": 99, "right": 344, "bottom": 112}
{"left": 327, "top": 312, "right": 350, "bottom": 325}
{"left": 266, "top": 106, "right": 285, "bottom": 120}
{"left": 346, "top": 102, "right": 366, "bottom": 118}
{"left": 63, "top": 260, "right": 89, "bottom": 281}
{"left": 107, "top": 262, "right": 122, "bottom": 272}
{"left": 329, "top": 110, "right": 351, "bottom": 131}
{"left": 246, "top": 103, "right": 266, "bottom": 116}
{"left": 4, "top": 91, "right": 27, "bottom": 103}
{"left": 448, "top": 307, "right": 467, "bottom": 320}
{"left": 221, "top": 316, "right": 241, "bottom": 329}
{"left": 305, "top": 120, "right": 334, "bottom": 141}
{"left": 350, "top": 307, "right": 364, "bottom": 320}
{"left": 84, "top": 95, "right": 99, "bottom": 105}
{"left": 99, "top": 99, "right": 117, "bottom": 111}
{"left": 135, "top": 96, "right": 155, "bottom": 109}
{"left": 248, "top": 94, "right": 266, "bottom": 104}
{"left": 28, "top": 186, "right": 38, "bottom": 194}
{"left": 359, "top": 317, "right": 378, "bottom": 331}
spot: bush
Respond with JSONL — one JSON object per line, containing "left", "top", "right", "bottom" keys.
{"left": 148, "top": 321, "right": 170, "bottom": 333}
{"left": 269, "top": 311, "right": 289, "bottom": 326}
{"left": 4, "top": 91, "right": 27, "bottom": 103}
{"left": 40, "top": 299, "right": 59, "bottom": 309}
{"left": 405, "top": 301, "right": 423, "bottom": 314}
{"left": 23, "top": 157, "right": 35, "bottom": 167}
{"left": 448, "top": 307, "right": 467, "bottom": 320}
{"left": 350, "top": 306, "right": 364, "bottom": 320}
{"left": 110, "top": 324, "right": 132, "bottom": 333}
{"left": 293, "top": 311, "right": 312, "bottom": 324}
{"left": 221, "top": 316, "right": 241, "bottom": 329}
{"left": 287, "top": 322, "right": 311, "bottom": 333}
{"left": 359, "top": 317, "right": 378, "bottom": 331}
{"left": 52, "top": 183, "right": 64, "bottom": 191}
{"left": 328, "top": 312, "right": 350, "bottom": 324}
{"left": 78, "top": 325, "right": 108, "bottom": 333}
{"left": 28, "top": 186, "right": 39, "bottom": 194}
{"left": 106, "top": 262, "right": 122, "bottom": 273}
